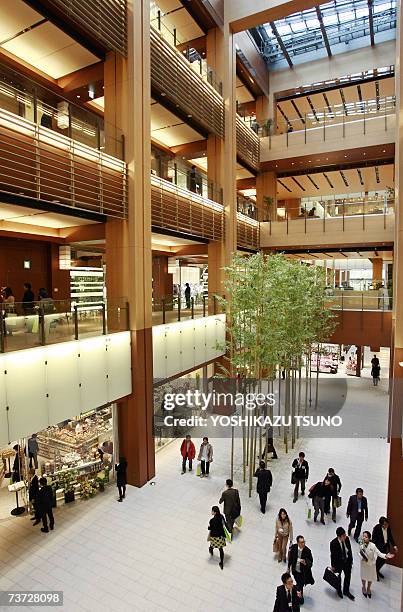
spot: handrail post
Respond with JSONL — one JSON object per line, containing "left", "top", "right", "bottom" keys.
{"left": 286, "top": 202, "right": 289, "bottom": 235}
{"left": 213, "top": 295, "right": 217, "bottom": 315}
{"left": 39, "top": 305, "right": 45, "bottom": 346}
{"left": 304, "top": 113, "right": 307, "bottom": 144}
{"left": 157, "top": 9, "right": 161, "bottom": 30}
{"left": 178, "top": 295, "right": 181, "bottom": 322}
{"left": 363, "top": 104, "right": 366, "bottom": 135}
{"left": 342, "top": 111, "right": 345, "bottom": 138}
{"left": 203, "top": 295, "right": 206, "bottom": 317}
{"left": 384, "top": 99, "right": 387, "bottom": 131}
{"left": 74, "top": 304, "right": 79, "bottom": 340}
{"left": 191, "top": 297, "right": 194, "bottom": 319}
{"left": 0, "top": 308, "right": 5, "bottom": 353}
{"left": 342, "top": 200, "right": 345, "bottom": 232}
{"left": 361, "top": 292, "right": 364, "bottom": 313}
{"left": 162, "top": 298, "right": 166, "bottom": 324}
{"left": 323, "top": 110, "right": 326, "bottom": 141}
{"left": 126, "top": 301, "right": 130, "bottom": 331}
{"left": 102, "top": 303, "right": 106, "bottom": 335}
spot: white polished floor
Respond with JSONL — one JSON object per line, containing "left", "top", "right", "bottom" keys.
{"left": 0, "top": 367, "right": 401, "bottom": 612}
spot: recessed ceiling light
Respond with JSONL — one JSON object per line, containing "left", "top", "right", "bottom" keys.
{"left": 382, "top": 149, "right": 386, "bottom": 153}
{"left": 344, "top": 155, "right": 347, "bottom": 158}
{"left": 76, "top": 95, "right": 80, "bottom": 99}
{"left": 363, "top": 152, "right": 366, "bottom": 155}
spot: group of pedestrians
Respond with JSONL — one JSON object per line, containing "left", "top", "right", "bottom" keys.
{"left": 180, "top": 435, "right": 213, "bottom": 477}
{"left": 28, "top": 472, "right": 55, "bottom": 533}
{"left": 207, "top": 479, "right": 241, "bottom": 570}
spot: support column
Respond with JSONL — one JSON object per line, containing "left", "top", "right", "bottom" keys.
{"left": 104, "top": 0, "right": 155, "bottom": 487}
{"left": 256, "top": 171, "right": 277, "bottom": 221}
{"left": 371, "top": 257, "right": 383, "bottom": 284}
{"left": 387, "top": 6, "right": 403, "bottom": 567}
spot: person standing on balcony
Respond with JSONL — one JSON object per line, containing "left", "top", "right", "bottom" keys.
{"left": 184, "top": 283, "right": 191, "bottom": 309}
{"left": 189, "top": 165, "right": 197, "bottom": 193}
{"left": 22, "top": 282, "right": 35, "bottom": 315}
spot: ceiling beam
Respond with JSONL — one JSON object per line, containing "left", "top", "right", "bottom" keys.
{"left": 368, "top": 0, "right": 376, "bottom": 46}
{"left": 269, "top": 21, "right": 293, "bottom": 68}
{"left": 315, "top": 6, "right": 332, "bottom": 57}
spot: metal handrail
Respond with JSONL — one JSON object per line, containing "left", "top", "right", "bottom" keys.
{"left": 0, "top": 107, "right": 128, "bottom": 219}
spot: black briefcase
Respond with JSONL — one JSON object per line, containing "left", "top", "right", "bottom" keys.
{"left": 323, "top": 567, "right": 341, "bottom": 592}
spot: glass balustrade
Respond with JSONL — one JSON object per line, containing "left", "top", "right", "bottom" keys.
{"left": 152, "top": 293, "right": 224, "bottom": 326}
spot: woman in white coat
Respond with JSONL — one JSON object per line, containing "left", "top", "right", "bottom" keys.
{"left": 359, "top": 531, "right": 394, "bottom": 598}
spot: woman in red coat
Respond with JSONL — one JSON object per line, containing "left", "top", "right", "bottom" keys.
{"left": 180, "top": 435, "right": 196, "bottom": 474}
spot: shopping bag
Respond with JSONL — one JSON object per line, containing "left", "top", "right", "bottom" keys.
{"left": 323, "top": 567, "right": 341, "bottom": 592}
{"left": 333, "top": 496, "right": 342, "bottom": 508}
{"left": 273, "top": 537, "right": 279, "bottom": 553}
{"left": 307, "top": 507, "right": 312, "bottom": 520}
{"left": 196, "top": 463, "right": 201, "bottom": 477}
{"left": 235, "top": 515, "right": 243, "bottom": 528}
{"left": 223, "top": 524, "right": 232, "bottom": 543}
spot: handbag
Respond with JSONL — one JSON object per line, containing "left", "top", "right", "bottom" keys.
{"left": 291, "top": 472, "right": 297, "bottom": 485}
{"left": 235, "top": 515, "right": 243, "bottom": 528}
{"left": 273, "top": 537, "right": 279, "bottom": 553}
{"left": 323, "top": 567, "right": 341, "bottom": 592}
{"left": 333, "top": 496, "right": 342, "bottom": 508}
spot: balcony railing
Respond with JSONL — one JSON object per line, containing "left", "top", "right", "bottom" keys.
{"left": 153, "top": 293, "right": 224, "bottom": 325}
{"left": 151, "top": 174, "right": 224, "bottom": 240}
{"left": 237, "top": 211, "right": 260, "bottom": 250}
{"left": 150, "top": 27, "right": 225, "bottom": 140}
{"left": 24, "top": 0, "right": 127, "bottom": 56}
{"left": 326, "top": 292, "right": 392, "bottom": 312}
{"left": 0, "top": 299, "right": 129, "bottom": 354}
{"left": 0, "top": 108, "right": 128, "bottom": 219}
{"left": 265, "top": 196, "right": 394, "bottom": 235}
{"left": 0, "top": 73, "right": 123, "bottom": 159}
{"left": 152, "top": 159, "right": 223, "bottom": 204}
{"left": 261, "top": 96, "right": 395, "bottom": 150}
{"left": 237, "top": 192, "right": 258, "bottom": 220}
{"left": 236, "top": 114, "right": 260, "bottom": 171}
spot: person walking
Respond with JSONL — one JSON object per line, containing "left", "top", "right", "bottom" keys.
{"left": 254, "top": 460, "right": 273, "bottom": 513}
{"left": 197, "top": 437, "right": 213, "bottom": 477}
{"left": 309, "top": 478, "right": 332, "bottom": 524}
{"left": 288, "top": 535, "right": 314, "bottom": 605}
{"left": 184, "top": 283, "right": 191, "bottom": 309}
{"left": 274, "top": 508, "right": 293, "bottom": 563}
{"left": 372, "top": 516, "right": 398, "bottom": 580}
{"left": 273, "top": 572, "right": 301, "bottom": 612}
{"left": 370, "top": 355, "right": 380, "bottom": 386}
{"left": 347, "top": 487, "right": 368, "bottom": 541}
{"left": 115, "top": 456, "right": 127, "bottom": 502}
{"left": 292, "top": 452, "right": 309, "bottom": 503}
{"left": 37, "top": 477, "right": 54, "bottom": 533}
{"left": 207, "top": 506, "right": 227, "bottom": 570}
{"left": 359, "top": 530, "right": 394, "bottom": 598}
{"left": 27, "top": 433, "right": 39, "bottom": 469}
{"left": 324, "top": 468, "right": 342, "bottom": 523}
{"left": 330, "top": 527, "right": 355, "bottom": 600}
{"left": 180, "top": 434, "right": 195, "bottom": 474}
{"left": 219, "top": 479, "right": 241, "bottom": 533}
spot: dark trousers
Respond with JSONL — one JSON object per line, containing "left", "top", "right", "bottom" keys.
{"left": 294, "top": 478, "right": 306, "bottom": 499}
{"left": 225, "top": 514, "right": 235, "bottom": 533}
{"left": 339, "top": 564, "right": 352, "bottom": 595}
{"left": 294, "top": 571, "right": 305, "bottom": 598}
{"left": 348, "top": 514, "right": 364, "bottom": 540}
{"left": 258, "top": 491, "right": 268, "bottom": 512}
{"left": 182, "top": 454, "right": 192, "bottom": 471}
{"left": 29, "top": 452, "right": 38, "bottom": 469}
{"left": 42, "top": 509, "right": 54, "bottom": 531}
{"left": 201, "top": 460, "right": 209, "bottom": 475}
{"left": 118, "top": 484, "right": 126, "bottom": 500}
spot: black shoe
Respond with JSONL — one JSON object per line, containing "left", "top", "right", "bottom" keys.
{"left": 367, "top": 593, "right": 372, "bottom": 599}
{"left": 261, "top": 508, "right": 266, "bottom": 514}
{"left": 348, "top": 529, "right": 352, "bottom": 536}
{"left": 32, "top": 520, "right": 41, "bottom": 526}
{"left": 50, "top": 525, "right": 54, "bottom": 531}
{"left": 41, "top": 528, "right": 49, "bottom": 533}
{"left": 117, "top": 498, "right": 123, "bottom": 502}
{"left": 301, "top": 491, "right": 305, "bottom": 496}
{"left": 293, "top": 498, "right": 297, "bottom": 503}
{"left": 337, "top": 592, "right": 343, "bottom": 599}
{"left": 345, "top": 593, "right": 355, "bottom": 601}
{"left": 30, "top": 517, "right": 36, "bottom": 521}
{"left": 354, "top": 537, "right": 359, "bottom": 543}
{"left": 321, "top": 519, "right": 326, "bottom": 525}
{"left": 219, "top": 561, "right": 223, "bottom": 570}
{"left": 314, "top": 516, "right": 317, "bottom": 522}
{"left": 378, "top": 572, "right": 384, "bottom": 579}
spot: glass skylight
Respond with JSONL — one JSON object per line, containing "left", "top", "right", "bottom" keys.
{"left": 254, "top": 0, "right": 396, "bottom": 66}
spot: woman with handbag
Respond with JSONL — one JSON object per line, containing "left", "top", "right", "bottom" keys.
{"left": 359, "top": 531, "right": 394, "bottom": 598}
{"left": 274, "top": 508, "right": 293, "bottom": 563}
{"left": 208, "top": 506, "right": 227, "bottom": 570}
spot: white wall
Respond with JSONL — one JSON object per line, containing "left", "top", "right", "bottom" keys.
{"left": 0, "top": 332, "right": 132, "bottom": 448}
{"left": 153, "top": 314, "right": 226, "bottom": 380}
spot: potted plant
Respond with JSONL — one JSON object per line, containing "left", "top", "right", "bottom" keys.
{"left": 63, "top": 471, "right": 77, "bottom": 503}
{"left": 263, "top": 196, "right": 274, "bottom": 222}
{"left": 95, "top": 471, "right": 106, "bottom": 492}
{"left": 80, "top": 479, "right": 97, "bottom": 499}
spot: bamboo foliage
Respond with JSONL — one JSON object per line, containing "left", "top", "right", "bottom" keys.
{"left": 218, "top": 253, "right": 335, "bottom": 496}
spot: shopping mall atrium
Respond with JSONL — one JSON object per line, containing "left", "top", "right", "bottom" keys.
{"left": 0, "top": 0, "right": 402, "bottom": 610}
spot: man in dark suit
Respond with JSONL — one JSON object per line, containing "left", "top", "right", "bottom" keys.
{"left": 372, "top": 516, "right": 398, "bottom": 580}
{"left": 273, "top": 572, "right": 301, "bottom": 612}
{"left": 253, "top": 460, "right": 273, "bottom": 514}
{"left": 346, "top": 487, "right": 368, "bottom": 541}
{"left": 37, "top": 477, "right": 54, "bottom": 533}
{"left": 288, "top": 535, "right": 314, "bottom": 605}
{"left": 219, "top": 479, "right": 241, "bottom": 533}
{"left": 330, "top": 527, "right": 355, "bottom": 600}
{"left": 292, "top": 452, "right": 309, "bottom": 503}
{"left": 324, "top": 467, "right": 342, "bottom": 522}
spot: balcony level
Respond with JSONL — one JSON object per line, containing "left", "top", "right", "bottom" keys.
{"left": 0, "top": 107, "right": 127, "bottom": 221}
